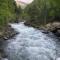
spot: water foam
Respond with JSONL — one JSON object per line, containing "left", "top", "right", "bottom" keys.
{"left": 4, "top": 22, "right": 56, "bottom": 60}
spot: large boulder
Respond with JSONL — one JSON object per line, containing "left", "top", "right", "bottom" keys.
{"left": 45, "top": 22, "right": 60, "bottom": 37}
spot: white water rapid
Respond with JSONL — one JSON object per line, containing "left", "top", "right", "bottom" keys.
{"left": 4, "top": 22, "right": 60, "bottom": 60}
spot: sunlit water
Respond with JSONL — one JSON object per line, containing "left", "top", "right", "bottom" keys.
{"left": 3, "top": 22, "right": 60, "bottom": 60}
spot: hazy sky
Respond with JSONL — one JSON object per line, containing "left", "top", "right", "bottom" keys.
{"left": 15, "top": 0, "right": 34, "bottom": 9}
{"left": 15, "top": 0, "right": 33, "bottom": 4}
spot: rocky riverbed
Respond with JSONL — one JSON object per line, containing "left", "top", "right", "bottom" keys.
{"left": 0, "top": 25, "right": 18, "bottom": 59}
{"left": 0, "top": 25, "right": 18, "bottom": 40}
{"left": 24, "top": 21, "right": 60, "bottom": 38}
{"left": 41, "top": 22, "right": 60, "bottom": 37}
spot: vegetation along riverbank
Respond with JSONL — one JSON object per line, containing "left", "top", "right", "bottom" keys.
{"left": 0, "top": 0, "right": 60, "bottom": 59}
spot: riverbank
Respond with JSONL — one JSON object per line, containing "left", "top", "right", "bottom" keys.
{"left": 0, "top": 25, "right": 18, "bottom": 41}
{"left": 0, "top": 24, "right": 18, "bottom": 59}
{"left": 24, "top": 21, "right": 60, "bottom": 37}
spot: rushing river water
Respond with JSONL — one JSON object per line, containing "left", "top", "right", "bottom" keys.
{"left": 3, "top": 22, "right": 60, "bottom": 60}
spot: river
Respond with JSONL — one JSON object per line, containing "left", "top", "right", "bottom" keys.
{"left": 3, "top": 22, "right": 60, "bottom": 60}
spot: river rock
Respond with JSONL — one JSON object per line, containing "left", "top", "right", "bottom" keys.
{"left": 0, "top": 25, "right": 18, "bottom": 40}
{"left": 44, "top": 22, "right": 60, "bottom": 37}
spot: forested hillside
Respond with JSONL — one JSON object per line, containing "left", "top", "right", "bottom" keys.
{"left": 0, "top": 0, "right": 60, "bottom": 36}
{"left": 0, "top": 0, "right": 60, "bottom": 27}
{"left": 0, "top": 0, "right": 16, "bottom": 30}
{"left": 23, "top": 0, "right": 60, "bottom": 25}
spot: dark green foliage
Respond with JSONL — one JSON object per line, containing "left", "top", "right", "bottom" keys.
{"left": 15, "top": 6, "right": 22, "bottom": 20}
{"left": 0, "top": 0, "right": 16, "bottom": 29}
{"left": 0, "top": 0, "right": 60, "bottom": 29}
{"left": 23, "top": 0, "right": 60, "bottom": 25}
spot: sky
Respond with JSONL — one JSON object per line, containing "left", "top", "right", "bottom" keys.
{"left": 20, "top": 0, "right": 33, "bottom": 4}
{"left": 15, "top": 0, "right": 34, "bottom": 4}
{"left": 15, "top": 0, "right": 34, "bottom": 9}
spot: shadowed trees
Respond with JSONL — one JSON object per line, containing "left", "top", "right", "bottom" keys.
{"left": 22, "top": 0, "right": 60, "bottom": 25}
